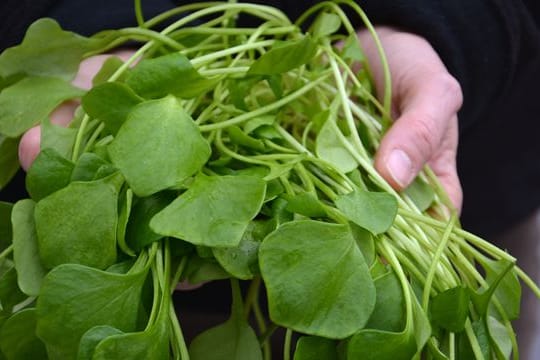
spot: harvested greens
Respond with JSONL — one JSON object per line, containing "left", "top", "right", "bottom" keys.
{"left": 0, "top": 1, "right": 538, "bottom": 359}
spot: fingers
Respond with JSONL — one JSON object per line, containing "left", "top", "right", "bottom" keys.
{"left": 375, "top": 72, "right": 462, "bottom": 186}
{"left": 375, "top": 71, "right": 463, "bottom": 210}
{"left": 359, "top": 28, "right": 464, "bottom": 211}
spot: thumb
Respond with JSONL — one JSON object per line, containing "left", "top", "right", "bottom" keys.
{"left": 375, "top": 72, "right": 462, "bottom": 199}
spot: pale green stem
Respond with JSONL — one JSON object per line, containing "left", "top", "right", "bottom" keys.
{"left": 422, "top": 214, "right": 457, "bottom": 311}
{"left": 199, "top": 73, "right": 331, "bottom": 132}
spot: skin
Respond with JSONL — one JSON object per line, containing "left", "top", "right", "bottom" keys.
{"left": 18, "top": 27, "right": 464, "bottom": 211}
{"left": 359, "top": 27, "right": 463, "bottom": 211}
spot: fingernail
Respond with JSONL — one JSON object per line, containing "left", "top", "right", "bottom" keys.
{"left": 387, "top": 149, "right": 414, "bottom": 187}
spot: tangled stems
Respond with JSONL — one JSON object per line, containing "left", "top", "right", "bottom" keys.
{"left": 64, "top": 1, "right": 539, "bottom": 358}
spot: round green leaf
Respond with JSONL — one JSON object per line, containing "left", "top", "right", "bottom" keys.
{"left": 108, "top": 96, "right": 211, "bottom": 197}
{"left": 34, "top": 180, "right": 118, "bottom": 269}
{"left": 11, "top": 199, "right": 46, "bottom": 296}
{"left": 36, "top": 264, "right": 147, "bottom": 359}
{"left": 259, "top": 220, "right": 376, "bottom": 338}
{"left": 151, "top": 174, "right": 266, "bottom": 247}
{"left": 0, "top": 309, "right": 47, "bottom": 360}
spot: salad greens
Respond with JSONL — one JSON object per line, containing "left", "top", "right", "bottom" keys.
{"left": 0, "top": 1, "right": 538, "bottom": 359}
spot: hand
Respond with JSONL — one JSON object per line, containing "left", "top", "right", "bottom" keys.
{"left": 18, "top": 50, "right": 135, "bottom": 171}
{"left": 358, "top": 27, "right": 464, "bottom": 211}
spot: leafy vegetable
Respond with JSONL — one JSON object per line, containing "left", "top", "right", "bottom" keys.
{"left": 11, "top": 199, "right": 46, "bottom": 296}
{"left": 34, "top": 180, "right": 118, "bottom": 269}
{"left": 108, "top": 96, "right": 210, "bottom": 196}
{"left": 151, "top": 174, "right": 266, "bottom": 247}
{"left": 35, "top": 264, "right": 147, "bottom": 359}
{"left": 0, "top": 76, "right": 84, "bottom": 137}
{"left": 0, "top": 2, "right": 537, "bottom": 359}
{"left": 259, "top": 220, "right": 375, "bottom": 338}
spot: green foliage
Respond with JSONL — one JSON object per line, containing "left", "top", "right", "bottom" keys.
{"left": 11, "top": 200, "right": 45, "bottom": 296}
{"left": 248, "top": 36, "right": 318, "bottom": 75}
{"left": 35, "top": 264, "right": 147, "bottom": 359}
{"left": 0, "top": 136, "right": 19, "bottom": 190}
{"left": 0, "top": 309, "right": 47, "bottom": 360}
{"left": 34, "top": 180, "right": 118, "bottom": 269}
{"left": 126, "top": 52, "right": 218, "bottom": 99}
{"left": 293, "top": 336, "right": 338, "bottom": 360}
{"left": 151, "top": 174, "right": 266, "bottom": 247}
{"left": 0, "top": 18, "right": 96, "bottom": 80}
{"left": 82, "top": 82, "right": 143, "bottom": 134}
{"left": 25, "top": 148, "right": 74, "bottom": 201}
{"left": 259, "top": 220, "right": 375, "bottom": 338}
{"left": 108, "top": 96, "right": 210, "bottom": 196}
{"left": 335, "top": 188, "right": 398, "bottom": 234}
{"left": 0, "top": 76, "right": 84, "bottom": 137}
{"left": 0, "top": 2, "right": 531, "bottom": 359}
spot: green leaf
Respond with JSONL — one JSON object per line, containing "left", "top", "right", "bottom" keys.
{"left": 457, "top": 319, "right": 492, "bottom": 359}
{"left": 0, "top": 309, "right": 47, "bottom": 360}
{"left": 184, "top": 256, "right": 230, "bottom": 284}
{"left": 36, "top": 264, "right": 147, "bottom": 359}
{"left": 189, "top": 315, "right": 262, "bottom": 360}
{"left": 342, "top": 34, "right": 365, "bottom": 63}
{"left": 34, "top": 179, "right": 118, "bottom": 269}
{"left": 312, "top": 12, "right": 342, "bottom": 38}
{"left": 248, "top": 36, "right": 318, "bottom": 75}
{"left": 11, "top": 200, "right": 46, "bottom": 296}
{"left": 243, "top": 115, "right": 275, "bottom": 134}
{"left": 116, "top": 188, "right": 135, "bottom": 257}
{"left": 346, "top": 330, "right": 417, "bottom": 360}
{"left": 91, "top": 297, "right": 170, "bottom": 360}
{"left": 259, "top": 220, "right": 375, "bottom": 338}
{"left": 25, "top": 148, "right": 74, "bottom": 201}
{"left": 403, "top": 177, "right": 435, "bottom": 212}
{"left": 0, "top": 202, "right": 13, "bottom": 252}
{"left": 469, "top": 259, "right": 516, "bottom": 318}
{"left": 335, "top": 188, "right": 398, "bottom": 235}
{"left": 0, "top": 267, "right": 26, "bottom": 312}
{"left": 350, "top": 223, "right": 376, "bottom": 267}
{"left": 151, "top": 174, "right": 266, "bottom": 247}
{"left": 126, "top": 191, "right": 176, "bottom": 252}
{"left": 77, "top": 326, "right": 123, "bottom": 360}
{"left": 0, "top": 76, "right": 84, "bottom": 137}
{"left": 486, "top": 316, "right": 512, "bottom": 359}
{"left": 213, "top": 220, "right": 274, "bottom": 280}
{"left": 293, "top": 336, "right": 338, "bottom": 360}
{"left": 282, "top": 192, "right": 327, "bottom": 218}
{"left": 108, "top": 96, "right": 211, "bottom": 197}
{"left": 315, "top": 111, "right": 359, "bottom": 173}
{"left": 483, "top": 258, "right": 521, "bottom": 321}
{"left": 0, "top": 18, "right": 96, "bottom": 80}
{"left": 82, "top": 82, "right": 143, "bottom": 135}
{"left": 70, "top": 152, "right": 109, "bottom": 182}
{"left": 40, "top": 117, "right": 78, "bottom": 159}
{"left": 226, "top": 126, "right": 266, "bottom": 152}
{"left": 366, "top": 271, "right": 406, "bottom": 332}
{"left": 430, "top": 286, "right": 469, "bottom": 332}
{"left": 92, "top": 56, "right": 126, "bottom": 86}
{"left": 0, "top": 135, "right": 19, "bottom": 191}
{"left": 411, "top": 293, "right": 432, "bottom": 353}
{"left": 126, "top": 52, "right": 218, "bottom": 99}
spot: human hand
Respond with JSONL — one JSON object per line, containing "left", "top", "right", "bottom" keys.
{"left": 358, "top": 27, "right": 464, "bottom": 211}
{"left": 18, "top": 50, "right": 135, "bottom": 171}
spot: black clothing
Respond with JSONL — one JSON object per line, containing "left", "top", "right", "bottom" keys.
{"left": 0, "top": 0, "right": 539, "bottom": 238}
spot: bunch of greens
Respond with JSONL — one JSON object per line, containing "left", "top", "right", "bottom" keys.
{"left": 0, "top": 1, "right": 538, "bottom": 359}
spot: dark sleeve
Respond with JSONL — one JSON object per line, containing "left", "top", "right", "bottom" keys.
{"left": 0, "top": 0, "right": 58, "bottom": 50}
{"left": 354, "top": 1, "right": 535, "bottom": 135}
